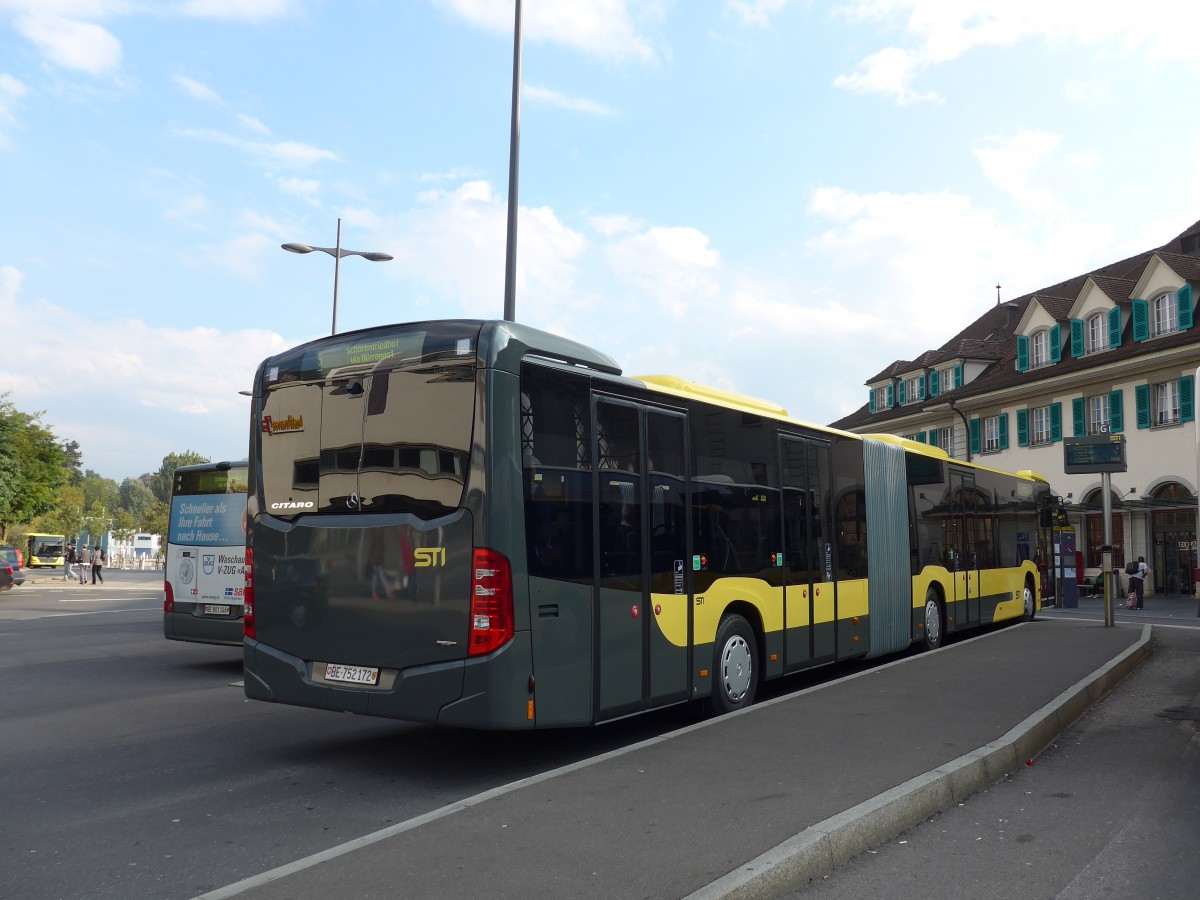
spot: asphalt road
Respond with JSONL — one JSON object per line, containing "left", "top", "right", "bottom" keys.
{"left": 0, "top": 573, "right": 698, "bottom": 899}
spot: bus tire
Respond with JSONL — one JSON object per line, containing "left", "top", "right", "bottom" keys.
{"left": 708, "top": 614, "right": 758, "bottom": 716}
{"left": 1022, "top": 580, "right": 1037, "bottom": 622}
{"left": 922, "top": 589, "right": 944, "bottom": 651}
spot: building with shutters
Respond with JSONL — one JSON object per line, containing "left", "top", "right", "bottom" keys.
{"left": 831, "top": 218, "right": 1200, "bottom": 599}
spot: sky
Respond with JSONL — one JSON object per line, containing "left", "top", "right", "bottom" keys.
{"left": 2, "top": 0, "right": 1199, "bottom": 482}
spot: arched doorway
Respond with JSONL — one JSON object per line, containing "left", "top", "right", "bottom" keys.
{"left": 1151, "top": 482, "right": 1197, "bottom": 595}
{"left": 1081, "top": 488, "right": 1125, "bottom": 571}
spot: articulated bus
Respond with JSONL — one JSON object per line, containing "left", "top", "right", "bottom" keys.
{"left": 164, "top": 460, "right": 249, "bottom": 646}
{"left": 243, "top": 320, "right": 1055, "bottom": 729}
{"left": 26, "top": 533, "right": 66, "bottom": 568}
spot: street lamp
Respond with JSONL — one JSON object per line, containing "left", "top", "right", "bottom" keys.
{"left": 282, "top": 217, "right": 393, "bottom": 335}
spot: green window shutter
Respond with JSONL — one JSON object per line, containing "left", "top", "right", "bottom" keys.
{"left": 1178, "top": 285, "right": 1194, "bottom": 330}
{"left": 1107, "top": 307, "right": 1121, "bottom": 348}
{"left": 1049, "top": 324, "right": 1061, "bottom": 363}
{"left": 929, "top": 369, "right": 940, "bottom": 397}
{"left": 1181, "top": 375, "right": 1195, "bottom": 423}
{"left": 886, "top": 384, "right": 894, "bottom": 409}
{"left": 1016, "top": 335, "right": 1029, "bottom": 371}
{"left": 928, "top": 429, "right": 938, "bottom": 448}
{"left": 969, "top": 418, "right": 981, "bottom": 455}
{"left": 1135, "top": 384, "right": 1151, "bottom": 428}
{"left": 954, "top": 364, "right": 964, "bottom": 388}
{"left": 998, "top": 413, "right": 1009, "bottom": 450}
{"left": 898, "top": 379, "right": 907, "bottom": 405}
{"left": 1049, "top": 402, "right": 1062, "bottom": 443}
{"left": 869, "top": 389, "right": 876, "bottom": 413}
{"left": 1072, "top": 397, "right": 1085, "bottom": 437}
{"left": 1017, "top": 408, "right": 1029, "bottom": 447}
{"left": 1109, "top": 390, "right": 1123, "bottom": 434}
{"left": 916, "top": 431, "right": 926, "bottom": 444}
{"left": 1070, "top": 319, "right": 1084, "bottom": 357}
{"left": 918, "top": 375, "right": 926, "bottom": 401}
{"left": 1132, "top": 299, "right": 1149, "bottom": 341}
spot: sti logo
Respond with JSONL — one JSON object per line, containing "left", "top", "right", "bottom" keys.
{"left": 414, "top": 547, "right": 447, "bottom": 568}
{"left": 262, "top": 414, "right": 304, "bottom": 435}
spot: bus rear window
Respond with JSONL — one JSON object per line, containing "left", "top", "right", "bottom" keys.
{"left": 257, "top": 325, "right": 479, "bottom": 518}
{"left": 263, "top": 322, "right": 479, "bottom": 387}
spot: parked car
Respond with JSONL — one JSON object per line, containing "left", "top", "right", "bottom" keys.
{"left": 0, "top": 545, "right": 27, "bottom": 588}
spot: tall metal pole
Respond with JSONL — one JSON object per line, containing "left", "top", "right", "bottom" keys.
{"left": 1102, "top": 471, "right": 1114, "bottom": 626}
{"left": 502, "top": 0, "right": 522, "bottom": 322}
{"left": 332, "top": 217, "right": 343, "bottom": 335}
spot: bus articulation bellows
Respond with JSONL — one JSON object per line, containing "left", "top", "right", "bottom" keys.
{"left": 242, "top": 320, "right": 1055, "bottom": 729}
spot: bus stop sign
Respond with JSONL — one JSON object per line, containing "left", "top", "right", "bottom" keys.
{"left": 1063, "top": 434, "right": 1127, "bottom": 474}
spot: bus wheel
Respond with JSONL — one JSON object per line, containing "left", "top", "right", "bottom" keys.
{"left": 923, "top": 590, "right": 943, "bottom": 651}
{"left": 708, "top": 614, "right": 758, "bottom": 716}
{"left": 1022, "top": 582, "right": 1036, "bottom": 622}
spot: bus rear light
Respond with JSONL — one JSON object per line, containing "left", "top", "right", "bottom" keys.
{"left": 164, "top": 580, "right": 174, "bottom": 614}
{"left": 469, "top": 548, "right": 513, "bottom": 656}
{"left": 243, "top": 547, "right": 255, "bottom": 639}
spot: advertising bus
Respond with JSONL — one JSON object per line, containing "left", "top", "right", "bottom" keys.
{"left": 242, "top": 320, "right": 1055, "bottom": 729}
{"left": 164, "top": 460, "right": 248, "bottom": 646}
{"left": 25, "top": 533, "right": 66, "bottom": 568}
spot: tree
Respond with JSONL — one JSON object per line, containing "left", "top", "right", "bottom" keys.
{"left": 141, "top": 499, "right": 170, "bottom": 543}
{"left": 0, "top": 396, "right": 67, "bottom": 540}
{"left": 149, "top": 451, "right": 210, "bottom": 503}
{"left": 118, "top": 477, "right": 154, "bottom": 524}
{"left": 35, "top": 484, "right": 85, "bottom": 540}
{"left": 61, "top": 440, "right": 84, "bottom": 486}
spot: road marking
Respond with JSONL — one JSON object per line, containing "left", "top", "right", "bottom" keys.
{"left": 58, "top": 596, "right": 159, "bottom": 603}
{"left": 18, "top": 607, "right": 160, "bottom": 619}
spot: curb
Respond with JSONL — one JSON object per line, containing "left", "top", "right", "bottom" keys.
{"left": 688, "top": 623, "right": 1155, "bottom": 900}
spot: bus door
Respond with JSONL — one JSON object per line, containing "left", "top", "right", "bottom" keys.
{"left": 949, "top": 470, "right": 982, "bottom": 629}
{"left": 780, "top": 435, "right": 834, "bottom": 669}
{"left": 593, "top": 399, "right": 689, "bottom": 719}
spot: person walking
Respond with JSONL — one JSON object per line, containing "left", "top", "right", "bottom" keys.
{"left": 1133, "top": 556, "right": 1149, "bottom": 609}
{"left": 63, "top": 543, "right": 77, "bottom": 582}
{"left": 77, "top": 544, "right": 91, "bottom": 584}
{"left": 91, "top": 545, "right": 105, "bottom": 585}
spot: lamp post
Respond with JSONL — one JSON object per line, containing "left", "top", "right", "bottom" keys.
{"left": 282, "top": 218, "right": 393, "bottom": 335}
{"left": 947, "top": 398, "right": 972, "bottom": 462}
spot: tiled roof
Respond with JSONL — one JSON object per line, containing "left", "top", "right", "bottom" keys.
{"left": 1088, "top": 275, "right": 1138, "bottom": 303}
{"left": 832, "top": 218, "right": 1200, "bottom": 432}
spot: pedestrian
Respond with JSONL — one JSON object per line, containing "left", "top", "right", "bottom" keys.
{"left": 64, "top": 543, "right": 77, "bottom": 582}
{"left": 92, "top": 545, "right": 105, "bottom": 585}
{"left": 1133, "top": 555, "right": 1149, "bottom": 609}
{"left": 77, "top": 545, "right": 91, "bottom": 584}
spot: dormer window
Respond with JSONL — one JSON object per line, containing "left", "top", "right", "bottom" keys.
{"left": 1152, "top": 291, "right": 1178, "bottom": 337}
{"left": 1030, "top": 330, "right": 1049, "bottom": 367}
{"left": 901, "top": 374, "right": 925, "bottom": 405}
{"left": 1086, "top": 313, "right": 1107, "bottom": 353}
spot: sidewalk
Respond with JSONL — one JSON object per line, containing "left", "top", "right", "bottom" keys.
{"left": 20, "top": 566, "right": 163, "bottom": 586}
{"left": 1044, "top": 588, "right": 1200, "bottom": 621}
{"left": 200, "top": 617, "right": 1150, "bottom": 900}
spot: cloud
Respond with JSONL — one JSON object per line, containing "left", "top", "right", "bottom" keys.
{"left": 272, "top": 174, "right": 322, "bottom": 205}
{"left": 0, "top": 263, "right": 288, "bottom": 476}
{"left": 832, "top": 0, "right": 1200, "bottom": 104}
{"left": 973, "top": 130, "right": 1064, "bottom": 216}
{"left": 0, "top": 72, "right": 27, "bottom": 144}
{"left": 727, "top": 0, "right": 792, "bottom": 27}
{"left": 434, "top": 0, "right": 659, "bottom": 62}
{"left": 831, "top": 47, "right": 941, "bottom": 105}
{"left": 174, "top": 127, "right": 339, "bottom": 168}
{"left": 172, "top": 74, "right": 222, "bottom": 104}
{"left": 12, "top": 12, "right": 122, "bottom": 74}
{"left": 175, "top": 0, "right": 297, "bottom": 22}
{"left": 525, "top": 84, "right": 615, "bottom": 116}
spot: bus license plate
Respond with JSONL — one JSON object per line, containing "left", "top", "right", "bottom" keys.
{"left": 325, "top": 663, "right": 379, "bottom": 685}
{"left": 204, "top": 604, "right": 231, "bottom": 616}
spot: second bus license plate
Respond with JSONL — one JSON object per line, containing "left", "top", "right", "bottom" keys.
{"left": 204, "top": 604, "right": 231, "bottom": 616}
{"left": 325, "top": 663, "right": 380, "bottom": 685}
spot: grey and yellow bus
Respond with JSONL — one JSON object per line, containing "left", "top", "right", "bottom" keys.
{"left": 164, "top": 460, "right": 248, "bottom": 646}
{"left": 243, "top": 320, "right": 1054, "bottom": 729}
